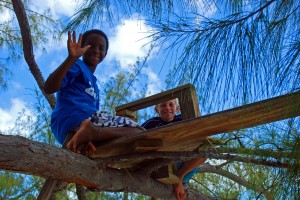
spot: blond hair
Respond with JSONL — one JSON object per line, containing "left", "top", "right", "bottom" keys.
{"left": 154, "top": 98, "right": 179, "bottom": 113}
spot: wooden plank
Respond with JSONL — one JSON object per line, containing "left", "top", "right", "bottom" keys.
{"left": 150, "top": 164, "right": 179, "bottom": 184}
{"left": 105, "top": 139, "right": 163, "bottom": 168}
{"left": 37, "top": 178, "right": 58, "bottom": 200}
{"left": 116, "top": 109, "right": 137, "bottom": 121}
{"left": 107, "top": 157, "right": 148, "bottom": 169}
{"left": 131, "top": 139, "right": 163, "bottom": 151}
{"left": 90, "top": 91, "right": 300, "bottom": 158}
{"left": 115, "top": 84, "right": 200, "bottom": 119}
{"left": 177, "top": 85, "right": 200, "bottom": 119}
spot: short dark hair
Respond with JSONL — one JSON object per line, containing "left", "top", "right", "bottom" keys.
{"left": 81, "top": 29, "right": 109, "bottom": 53}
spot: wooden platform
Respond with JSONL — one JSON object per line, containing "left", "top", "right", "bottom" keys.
{"left": 90, "top": 90, "right": 300, "bottom": 165}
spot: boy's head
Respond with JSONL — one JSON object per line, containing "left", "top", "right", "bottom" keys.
{"left": 155, "top": 99, "right": 179, "bottom": 123}
{"left": 81, "top": 29, "right": 109, "bottom": 54}
{"left": 81, "top": 29, "right": 109, "bottom": 72}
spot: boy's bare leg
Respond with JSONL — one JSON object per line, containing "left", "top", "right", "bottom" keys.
{"left": 67, "top": 119, "right": 145, "bottom": 153}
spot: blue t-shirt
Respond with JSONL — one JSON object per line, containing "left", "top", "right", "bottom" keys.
{"left": 141, "top": 114, "right": 199, "bottom": 183}
{"left": 51, "top": 59, "right": 100, "bottom": 144}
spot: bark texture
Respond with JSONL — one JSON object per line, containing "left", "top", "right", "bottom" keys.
{"left": 0, "top": 134, "right": 211, "bottom": 199}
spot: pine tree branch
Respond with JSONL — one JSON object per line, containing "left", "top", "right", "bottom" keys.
{"left": 208, "top": 147, "right": 296, "bottom": 159}
{"left": 198, "top": 163, "right": 274, "bottom": 200}
{"left": 98, "top": 149, "right": 298, "bottom": 169}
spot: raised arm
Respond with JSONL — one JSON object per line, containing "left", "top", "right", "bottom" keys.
{"left": 44, "top": 31, "right": 91, "bottom": 94}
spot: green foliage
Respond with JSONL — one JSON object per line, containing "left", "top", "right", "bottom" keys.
{"left": 0, "top": 66, "right": 12, "bottom": 90}
{"left": 99, "top": 57, "right": 149, "bottom": 122}
{"left": 85, "top": 191, "right": 151, "bottom": 200}
{"left": 53, "top": 183, "right": 77, "bottom": 199}
{"left": 64, "top": 0, "right": 199, "bottom": 32}
{"left": 0, "top": 89, "right": 58, "bottom": 199}
{"left": 65, "top": 0, "right": 300, "bottom": 111}
{"left": 0, "top": 171, "right": 44, "bottom": 200}
{"left": 190, "top": 118, "right": 300, "bottom": 199}
{"left": 0, "top": 171, "right": 24, "bottom": 199}
{"left": 28, "top": 88, "right": 58, "bottom": 145}
{"left": 158, "top": 1, "right": 300, "bottom": 112}
{"left": 2, "top": 88, "right": 57, "bottom": 146}
{"left": 0, "top": 0, "right": 62, "bottom": 90}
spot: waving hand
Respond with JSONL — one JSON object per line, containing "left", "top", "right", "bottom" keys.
{"left": 67, "top": 31, "right": 91, "bottom": 58}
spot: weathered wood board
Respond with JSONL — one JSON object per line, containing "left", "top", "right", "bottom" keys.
{"left": 115, "top": 83, "right": 200, "bottom": 120}
{"left": 90, "top": 91, "right": 300, "bottom": 160}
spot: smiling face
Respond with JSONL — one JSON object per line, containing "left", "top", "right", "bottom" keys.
{"left": 155, "top": 99, "right": 179, "bottom": 123}
{"left": 82, "top": 33, "right": 107, "bottom": 72}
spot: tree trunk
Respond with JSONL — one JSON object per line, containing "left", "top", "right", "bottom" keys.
{"left": 0, "top": 134, "right": 209, "bottom": 199}
{"left": 11, "top": 0, "right": 56, "bottom": 108}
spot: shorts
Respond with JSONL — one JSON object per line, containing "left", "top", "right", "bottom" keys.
{"left": 62, "top": 111, "right": 138, "bottom": 146}
{"left": 89, "top": 111, "right": 138, "bottom": 128}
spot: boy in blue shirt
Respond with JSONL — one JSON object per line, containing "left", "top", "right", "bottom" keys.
{"left": 44, "top": 30, "right": 144, "bottom": 153}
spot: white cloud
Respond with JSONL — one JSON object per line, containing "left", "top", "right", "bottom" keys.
{"left": 142, "top": 67, "right": 163, "bottom": 96}
{"left": 30, "top": 0, "right": 79, "bottom": 19}
{"left": 0, "top": 8, "right": 11, "bottom": 23}
{"left": 107, "top": 15, "right": 156, "bottom": 68}
{"left": 11, "top": 81, "right": 22, "bottom": 90}
{"left": 0, "top": 98, "right": 35, "bottom": 135}
{"left": 29, "top": 1, "right": 73, "bottom": 63}
{"left": 196, "top": 1, "right": 217, "bottom": 17}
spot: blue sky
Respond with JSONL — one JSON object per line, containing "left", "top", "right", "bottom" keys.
{"left": 0, "top": 0, "right": 216, "bottom": 133}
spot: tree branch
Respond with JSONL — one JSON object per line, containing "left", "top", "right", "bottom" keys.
{"left": 0, "top": 134, "right": 215, "bottom": 199}
{"left": 98, "top": 149, "right": 298, "bottom": 169}
{"left": 198, "top": 164, "right": 274, "bottom": 200}
{"left": 11, "top": 0, "right": 56, "bottom": 109}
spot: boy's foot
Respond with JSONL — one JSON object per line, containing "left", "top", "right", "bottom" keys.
{"left": 67, "top": 119, "right": 96, "bottom": 153}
